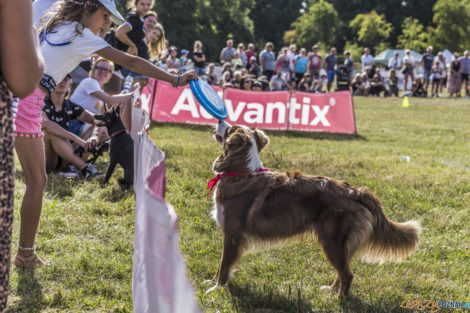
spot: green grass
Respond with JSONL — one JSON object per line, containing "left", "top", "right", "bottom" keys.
{"left": 8, "top": 96, "right": 470, "bottom": 312}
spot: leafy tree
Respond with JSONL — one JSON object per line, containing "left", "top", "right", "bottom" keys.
{"left": 349, "top": 10, "right": 393, "bottom": 54}
{"left": 284, "top": 0, "right": 340, "bottom": 49}
{"left": 430, "top": 0, "right": 470, "bottom": 52}
{"left": 326, "top": 0, "right": 437, "bottom": 48}
{"left": 249, "top": 0, "right": 303, "bottom": 51}
{"left": 397, "top": 17, "right": 430, "bottom": 52}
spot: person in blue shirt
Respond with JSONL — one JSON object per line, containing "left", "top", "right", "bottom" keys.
{"left": 324, "top": 47, "right": 338, "bottom": 92}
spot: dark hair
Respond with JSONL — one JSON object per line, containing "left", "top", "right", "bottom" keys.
{"left": 41, "top": 0, "right": 102, "bottom": 36}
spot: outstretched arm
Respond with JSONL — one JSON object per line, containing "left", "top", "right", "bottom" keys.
{"left": 96, "top": 46, "right": 198, "bottom": 86}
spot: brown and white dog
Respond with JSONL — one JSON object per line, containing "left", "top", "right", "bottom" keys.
{"left": 207, "top": 120, "right": 421, "bottom": 296}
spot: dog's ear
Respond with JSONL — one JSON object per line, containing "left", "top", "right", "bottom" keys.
{"left": 94, "top": 114, "right": 104, "bottom": 121}
{"left": 226, "top": 129, "right": 249, "bottom": 149}
{"left": 253, "top": 129, "right": 269, "bottom": 151}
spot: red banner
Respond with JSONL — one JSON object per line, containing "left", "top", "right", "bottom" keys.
{"left": 150, "top": 81, "right": 356, "bottom": 134}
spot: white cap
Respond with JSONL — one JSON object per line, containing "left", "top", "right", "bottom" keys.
{"left": 98, "top": 0, "right": 125, "bottom": 25}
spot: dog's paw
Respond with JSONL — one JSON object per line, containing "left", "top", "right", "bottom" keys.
{"left": 203, "top": 279, "right": 214, "bottom": 286}
{"left": 320, "top": 285, "right": 335, "bottom": 293}
{"left": 205, "top": 284, "right": 220, "bottom": 294}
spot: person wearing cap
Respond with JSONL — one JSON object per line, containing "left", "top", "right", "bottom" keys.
{"left": 14, "top": 0, "right": 197, "bottom": 269}
{"left": 180, "top": 49, "right": 190, "bottom": 72}
{"left": 42, "top": 75, "right": 103, "bottom": 179}
{"left": 308, "top": 44, "right": 322, "bottom": 80}
{"left": 248, "top": 55, "right": 260, "bottom": 77}
{"left": 245, "top": 43, "right": 256, "bottom": 68}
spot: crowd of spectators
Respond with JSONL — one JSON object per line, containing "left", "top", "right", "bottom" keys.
{"left": 120, "top": 28, "right": 468, "bottom": 97}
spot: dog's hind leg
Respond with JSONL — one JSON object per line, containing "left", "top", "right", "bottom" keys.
{"left": 207, "top": 232, "right": 246, "bottom": 293}
{"left": 319, "top": 236, "right": 354, "bottom": 297}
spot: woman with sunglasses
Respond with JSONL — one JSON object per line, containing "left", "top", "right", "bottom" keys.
{"left": 70, "top": 58, "right": 126, "bottom": 144}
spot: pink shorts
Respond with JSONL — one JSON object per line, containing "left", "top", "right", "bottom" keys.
{"left": 14, "top": 88, "right": 46, "bottom": 138}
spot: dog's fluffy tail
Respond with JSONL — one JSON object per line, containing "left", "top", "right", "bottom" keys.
{"left": 356, "top": 187, "right": 421, "bottom": 263}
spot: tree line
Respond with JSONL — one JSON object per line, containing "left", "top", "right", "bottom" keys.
{"left": 116, "top": 0, "right": 470, "bottom": 61}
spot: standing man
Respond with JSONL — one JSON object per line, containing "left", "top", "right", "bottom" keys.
{"left": 458, "top": 50, "right": 470, "bottom": 97}
{"left": 324, "top": 47, "right": 338, "bottom": 92}
{"left": 259, "top": 42, "right": 276, "bottom": 81}
{"left": 420, "top": 46, "right": 434, "bottom": 94}
{"left": 361, "top": 47, "right": 374, "bottom": 73}
{"left": 220, "top": 39, "right": 236, "bottom": 64}
{"left": 344, "top": 50, "right": 355, "bottom": 82}
{"left": 308, "top": 44, "right": 322, "bottom": 80}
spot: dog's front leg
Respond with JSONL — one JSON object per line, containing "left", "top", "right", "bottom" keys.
{"left": 206, "top": 233, "right": 245, "bottom": 294}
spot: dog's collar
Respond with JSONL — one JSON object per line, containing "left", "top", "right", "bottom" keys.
{"left": 207, "top": 168, "right": 270, "bottom": 198}
{"left": 110, "top": 129, "right": 127, "bottom": 138}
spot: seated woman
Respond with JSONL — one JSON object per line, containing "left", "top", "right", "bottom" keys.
{"left": 206, "top": 63, "right": 218, "bottom": 85}
{"left": 70, "top": 58, "right": 134, "bottom": 142}
{"left": 387, "top": 69, "right": 399, "bottom": 97}
{"left": 412, "top": 77, "right": 427, "bottom": 97}
{"left": 42, "top": 75, "right": 104, "bottom": 178}
{"left": 297, "top": 73, "right": 313, "bottom": 92}
{"left": 369, "top": 73, "right": 385, "bottom": 96}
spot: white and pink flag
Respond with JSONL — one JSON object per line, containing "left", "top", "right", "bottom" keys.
{"left": 132, "top": 93, "right": 201, "bottom": 313}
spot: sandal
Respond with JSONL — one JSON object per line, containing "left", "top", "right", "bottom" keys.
{"left": 14, "top": 246, "right": 46, "bottom": 269}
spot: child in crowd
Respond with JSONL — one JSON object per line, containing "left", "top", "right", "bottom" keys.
{"left": 387, "top": 69, "right": 399, "bottom": 97}
{"left": 166, "top": 46, "right": 180, "bottom": 72}
{"left": 248, "top": 56, "right": 260, "bottom": 78}
{"left": 115, "top": 0, "right": 154, "bottom": 76}
{"left": 206, "top": 63, "right": 218, "bottom": 85}
{"left": 180, "top": 49, "right": 190, "bottom": 72}
{"left": 431, "top": 61, "right": 442, "bottom": 97}
{"left": 14, "top": 0, "right": 197, "bottom": 269}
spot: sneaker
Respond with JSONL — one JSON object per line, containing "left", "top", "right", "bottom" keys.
{"left": 81, "top": 164, "right": 105, "bottom": 180}
{"left": 58, "top": 164, "right": 79, "bottom": 178}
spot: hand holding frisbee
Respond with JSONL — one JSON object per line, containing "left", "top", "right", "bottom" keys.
{"left": 190, "top": 79, "right": 228, "bottom": 120}
{"left": 177, "top": 70, "right": 199, "bottom": 87}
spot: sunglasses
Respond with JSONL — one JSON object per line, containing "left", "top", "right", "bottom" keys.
{"left": 95, "top": 66, "right": 112, "bottom": 73}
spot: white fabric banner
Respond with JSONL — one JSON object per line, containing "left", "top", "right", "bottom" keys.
{"left": 132, "top": 107, "right": 200, "bottom": 313}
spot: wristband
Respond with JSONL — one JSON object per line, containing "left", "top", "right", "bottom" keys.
{"left": 176, "top": 74, "right": 182, "bottom": 87}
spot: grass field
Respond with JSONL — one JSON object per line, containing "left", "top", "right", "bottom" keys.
{"left": 7, "top": 96, "right": 470, "bottom": 313}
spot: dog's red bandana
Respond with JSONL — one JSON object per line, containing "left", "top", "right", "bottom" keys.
{"left": 207, "top": 168, "right": 270, "bottom": 198}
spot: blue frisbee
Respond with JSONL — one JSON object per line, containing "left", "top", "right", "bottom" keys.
{"left": 190, "top": 80, "right": 227, "bottom": 120}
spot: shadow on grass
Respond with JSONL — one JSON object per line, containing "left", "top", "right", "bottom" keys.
{"left": 340, "top": 294, "right": 406, "bottom": 313}
{"left": 149, "top": 122, "right": 367, "bottom": 142}
{"left": 228, "top": 282, "right": 313, "bottom": 313}
{"left": 101, "top": 184, "right": 134, "bottom": 203}
{"left": 7, "top": 269, "right": 44, "bottom": 313}
{"left": 228, "top": 282, "right": 405, "bottom": 313}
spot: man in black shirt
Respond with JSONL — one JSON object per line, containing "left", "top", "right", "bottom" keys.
{"left": 42, "top": 75, "right": 104, "bottom": 179}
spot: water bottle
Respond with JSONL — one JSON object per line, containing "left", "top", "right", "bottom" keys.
{"left": 122, "top": 75, "right": 133, "bottom": 93}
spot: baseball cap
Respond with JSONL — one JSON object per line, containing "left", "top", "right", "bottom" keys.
{"left": 98, "top": 0, "right": 125, "bottom": 25}
{"left": 181, "top": 49, "right": 189, "bottom": 55}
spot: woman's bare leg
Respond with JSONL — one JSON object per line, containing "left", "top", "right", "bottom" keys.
{"left": 14, "top": 137, "right": 47, "bottom": 255}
